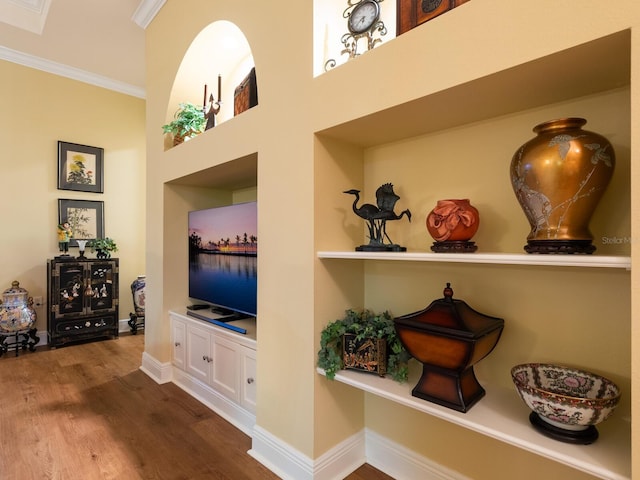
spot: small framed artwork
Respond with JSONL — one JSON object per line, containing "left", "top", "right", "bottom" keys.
{"left": 58, "top": 199, "right": 104, "bottom": 247}
{"left": 57, "top": 141, "right": 104, "bottom": 193}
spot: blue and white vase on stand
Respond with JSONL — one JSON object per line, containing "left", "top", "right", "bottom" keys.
{"left": 131, "top": 275, "right": 146, "bottom": 317}
{"left": 128, "top": 275, "right": 146, "bottom": 334}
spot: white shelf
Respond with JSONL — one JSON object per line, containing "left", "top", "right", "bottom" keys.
{"left": 317, "top": 251, "right": 631, "bottom": 269}
{"left": 318, "top": 368, "right": 631, "bottom": 480}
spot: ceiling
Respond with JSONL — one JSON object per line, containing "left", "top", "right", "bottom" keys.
{"left": 0, "top": 0, "right": 163, "bottom": 98}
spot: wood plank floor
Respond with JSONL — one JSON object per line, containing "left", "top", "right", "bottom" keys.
{"left": 0, "top": 334, "right": 393, "bottom": 480}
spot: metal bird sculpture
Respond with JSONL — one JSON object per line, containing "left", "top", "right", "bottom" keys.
{"left": 344, "top": 183, "right": 411, "bottom": 252}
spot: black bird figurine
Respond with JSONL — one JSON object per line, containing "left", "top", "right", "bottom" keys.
{"left": 344, "top": 183, "right": 411, "bottom": 252}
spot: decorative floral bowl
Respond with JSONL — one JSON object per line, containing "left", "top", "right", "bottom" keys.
{"left": 511, "top": 363, "right": 620, "bottom": 444}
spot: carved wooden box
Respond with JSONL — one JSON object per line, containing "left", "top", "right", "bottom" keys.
{"left": 234, "top": 67, "right": 258, "bottom": 116}
{"left": 343, "top": 333, "right": 387, "bottom": 377}
{"left": 397, "top": 0, "right": 470, "bottom": 36}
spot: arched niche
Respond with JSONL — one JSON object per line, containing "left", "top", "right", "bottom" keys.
{"left": 164, "top": 21, "right": 256, "bottom": 149}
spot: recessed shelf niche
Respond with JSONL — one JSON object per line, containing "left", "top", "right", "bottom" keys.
{"left": 164, "top": 20, "right": 256, "bottom": 150}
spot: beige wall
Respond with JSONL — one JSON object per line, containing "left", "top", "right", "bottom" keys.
{"left": 0, "top": 60, "right": 146, "bottom": 332}
{"left": 144, "top": 0, "right": 638, "bottom": 478}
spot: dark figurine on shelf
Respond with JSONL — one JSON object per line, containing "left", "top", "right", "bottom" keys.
{"left": 344, "top": 183, "right": 411, "bottom": 252}
{"left": 204, "top": 93, "right": 220, "bottom": 130}
{"left": 203, "top": 76, "right": 222, "bottom": 131}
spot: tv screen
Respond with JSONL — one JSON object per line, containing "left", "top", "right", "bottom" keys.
{"left": 188, "top": 201, "right": 257, "bottom": 318}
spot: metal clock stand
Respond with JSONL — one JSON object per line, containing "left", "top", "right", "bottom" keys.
{"left": 325, "top": 0, "right": 387, "bottom": 71}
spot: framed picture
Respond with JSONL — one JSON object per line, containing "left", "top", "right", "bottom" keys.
{"left": 57, "top": 141, "right": 104, "bottom": 193}
{"left": 58, "top": 199, "right": 104, "bottom": 247}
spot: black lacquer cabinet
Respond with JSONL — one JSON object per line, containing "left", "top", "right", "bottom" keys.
{"left": 47, "top": 258, "right": 119, "bottom": 347}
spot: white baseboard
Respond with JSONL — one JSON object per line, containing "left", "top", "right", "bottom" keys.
{"left": 171, "top": 367, "right": 255, "bottom": 436}
{"left": 249, "top": 425, "right": 469, "bottom": 480}
{"left": 118, "top": 318, "right": 130, "bottom": 333}
{"left": 248, "top": 425, "right": 315, "bottom": 480}
{"left": 366, "top": 429, "right": 471, "bottom": 480}
{"left": 249, "top": 426, "right": 365, "bottom": 480}
{"left": 140, "top": 351, "right": 172, "bottom": 384}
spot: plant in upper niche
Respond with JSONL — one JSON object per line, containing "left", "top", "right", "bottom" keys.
{"left": 162, "top": 102, "right": 206, "bottom": 145}
{"left": 317, "top": 309, "right": 411, "bottom": 382}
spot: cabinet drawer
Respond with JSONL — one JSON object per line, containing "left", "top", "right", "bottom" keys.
{"left": 54, "top": 315, "right": 117, "bottom": 334}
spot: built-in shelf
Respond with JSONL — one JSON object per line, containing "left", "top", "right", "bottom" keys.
{"left": 318, "top": 368, "right": 631, "bottom": 480}
{"left": 314, "top": 31, "right": 630, "bottom": 148}
{"left": 317, "top": 251, "right": 631, "bottom": 269}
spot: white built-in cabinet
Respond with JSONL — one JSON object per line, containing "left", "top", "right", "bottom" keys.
{"left": 169, "top": 311, "right": 257, "bottom": 435}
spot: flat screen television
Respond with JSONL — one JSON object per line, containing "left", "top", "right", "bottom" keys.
{"left": 188, "top": 201, "right": 257, "bottom": 319}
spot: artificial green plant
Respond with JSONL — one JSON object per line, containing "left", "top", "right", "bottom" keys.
{"left": 161, "top": 102, "right": 206, "bottom": 143}
{"left": 317, "top": 308, "right": 411, "bottom": 382}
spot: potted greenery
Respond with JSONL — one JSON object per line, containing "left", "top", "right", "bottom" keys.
{"left": 89, "top": 237, "right": 118, "bottom": 259}
{"left": 317, "top": 309, "right": 411, "bottom": 382}
{"left": 162, "top": 102, "right": 206, "bottom": 146}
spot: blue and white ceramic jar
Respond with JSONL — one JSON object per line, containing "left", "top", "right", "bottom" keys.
{"left": 131, "top": 275, "right": 146, "bottom": 317}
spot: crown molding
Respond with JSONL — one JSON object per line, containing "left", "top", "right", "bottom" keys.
{"left": 132, "top": 0, "right": 165, "bottom": 29}
{"left": 0, "top": 0, "right": 51, "bottom": 34}
{"left": 0, "top": 45, "right": 146, "bottom": 98}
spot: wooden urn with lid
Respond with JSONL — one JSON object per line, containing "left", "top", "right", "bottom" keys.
{"left": 394, "top": 283, "right": 504, "bottom": 412}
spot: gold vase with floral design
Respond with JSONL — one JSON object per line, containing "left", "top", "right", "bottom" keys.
{"left": 510, "top": 118, "right": 615, "bottom": 254}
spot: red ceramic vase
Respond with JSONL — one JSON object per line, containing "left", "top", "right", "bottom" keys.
{"left": 426, "top": 199, "right": 479, "bottom": 243}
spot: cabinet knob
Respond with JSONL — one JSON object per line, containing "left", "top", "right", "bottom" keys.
{"left": 175, "top": 342, "right": 181, "bottom": 347}
{"left": 202, "top": 355, "right": 207, "bottom": 361}
{"left": 202, "top": 355, "right": 212, "bottom": 363}
{"left": 247, "top": 377, "right": 254, "bottom": 384}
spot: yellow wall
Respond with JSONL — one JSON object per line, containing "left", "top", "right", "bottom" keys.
{"left": 145, "top": 0, "right": 317, "bottom": 456}
{"left": 144, "top": 0, "right": 638, "bottom": 478}
{"left": 0, "top": 61, "right": 146, "bottom": 329}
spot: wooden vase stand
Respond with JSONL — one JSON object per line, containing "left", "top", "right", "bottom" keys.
{"left": 524, "top": 240, "right": 596, "bottom": 254}
{"left": 430, "top": 241, "right": 477, "bottom": 253}
{"left": 0, "top": 328, "right": 39, "bottom": 357}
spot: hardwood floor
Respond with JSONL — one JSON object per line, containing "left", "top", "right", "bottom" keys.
{"left": 0, "top": 334, "right": 392, "bottom": 480}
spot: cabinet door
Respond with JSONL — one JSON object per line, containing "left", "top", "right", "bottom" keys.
{"left": 212, "top": 335, "right": 239, "bottom": 402}
{"left": 87, "top": 260, "right": 118, "bottom": 314}
{"left": 171, "top": 316, "right": 186, "bottom": 370}
{"left": 52, "top": 261, "right": 86, "bottom": 317}
{"left": 186, "top": 324, "right": 212, "bottom": 383}
{"left": 240, "top": 346, "right": 257, "bottom": 414}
